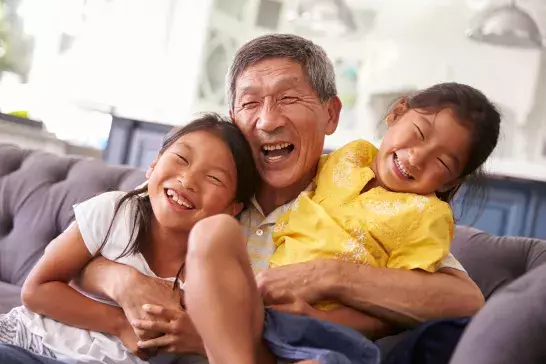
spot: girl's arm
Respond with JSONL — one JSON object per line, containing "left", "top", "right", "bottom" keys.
{"left": 21, "top": 222, "right": 128, "bottom": 337}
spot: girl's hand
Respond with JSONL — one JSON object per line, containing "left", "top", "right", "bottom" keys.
{"left": 117, "top": 320, "right": 151, "bottom": 361}
{"left": 131, "top": 304, "right": 205, "bottom": 356}
{"left": 115, "top": 272, "right": 183, "bottom": 341}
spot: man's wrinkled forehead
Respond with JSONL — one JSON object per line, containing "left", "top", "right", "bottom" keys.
{"left": 236, "top": 76, "right": 302, "bottom": 100}
{"left": 234, "top": 59, "right": 310, "bottom": 99}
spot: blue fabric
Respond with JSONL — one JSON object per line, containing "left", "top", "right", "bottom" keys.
{"left": 263, "top": 309, "right": 380, "bottom": 364}
{"left": 382, "top": 317, "right": 471, "bottom": 364}
{"left": 0, "top": 344, "right": 66, "bottom": 364}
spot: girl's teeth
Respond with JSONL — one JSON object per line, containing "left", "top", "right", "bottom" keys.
{"left": 167, "top": 189, "right": 193, "bottom": 208}
{"left": 395, "top": 155, "right": 411, "bottom": 178}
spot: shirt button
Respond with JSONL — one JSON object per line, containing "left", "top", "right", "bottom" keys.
{"left": 256, "top": 229, "right": 264, "bottom": 236}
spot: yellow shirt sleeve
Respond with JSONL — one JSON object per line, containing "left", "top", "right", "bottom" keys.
{"left": 314, "top": 140, "right": 377, "bottom": 203}
{"left": 387, "top": 199, "right": 454, "bottom": 273}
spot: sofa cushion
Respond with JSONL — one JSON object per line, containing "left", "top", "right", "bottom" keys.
{"left": 451, "top": 226, "right": 546, "bottom": 299}
{"left": 0, "top": 144, "right": 145, "bottom": 287}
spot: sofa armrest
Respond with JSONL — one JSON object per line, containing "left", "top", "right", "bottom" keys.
{"left": 452, "top": 226, "right": 546, "bottom": 299}
{"left": 0, "top": 281, "right": 22, "bottom": 313}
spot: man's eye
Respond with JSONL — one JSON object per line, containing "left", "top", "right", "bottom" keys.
{"left": 281, "top": 96, "right": 297, "bottom": 104}
{"left": 242, "top": 102, "right": 259, "bottom": 109}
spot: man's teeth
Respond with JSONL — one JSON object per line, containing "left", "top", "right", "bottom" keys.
{"left": 166, "top": 189, "right": 194, "bottom": 208}
{"left": 394, "top": 155, "right": 412, "bottom": 178}
{"left": 262, "top": 143, "right": 291, "bottom": 151}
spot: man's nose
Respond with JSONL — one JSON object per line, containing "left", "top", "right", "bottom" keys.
{"left": 256, "top": 105, "right": 286, "bottom": 132}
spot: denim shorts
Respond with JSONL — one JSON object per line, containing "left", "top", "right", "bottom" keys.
{"left": 263, "top": 309, "right": 380, "bottom": 364}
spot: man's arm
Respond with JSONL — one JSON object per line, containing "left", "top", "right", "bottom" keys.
{"left": 257, "top": 261, "right": 484, "bottom": 328}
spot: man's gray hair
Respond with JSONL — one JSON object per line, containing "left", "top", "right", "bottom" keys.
{"left": 226, "top": 34, "right": 337, "bottom": 110}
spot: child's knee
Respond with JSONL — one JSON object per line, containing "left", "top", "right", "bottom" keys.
{"left": 188, "top": 214, "right": 243, "bottom": 257}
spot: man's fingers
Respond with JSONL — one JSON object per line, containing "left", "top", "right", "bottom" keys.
{"left": 267, "top": 303, "right": 293, "bottom": 313}
{"left": 138, "top": 335, "right": 175, "bottom": 350}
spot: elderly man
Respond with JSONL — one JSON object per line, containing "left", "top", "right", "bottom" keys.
{"left": 0, "top": 34, "right": 483, "bottom": 363}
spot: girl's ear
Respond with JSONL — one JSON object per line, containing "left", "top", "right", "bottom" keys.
{"left": 229, "top": 201, "right": 245, "bottom": 217}
{"left": 386, "top": 98, "right": 409, "bottom": 127}
{"left": 438, "top": 178, "right": 463, "bottom": 193}
{"left": 146, "top": 158, "right": 159, "bottom": 179}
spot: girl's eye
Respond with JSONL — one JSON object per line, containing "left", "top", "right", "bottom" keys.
{"left": 438, "top": 158, "right": 451, "bottom": 172}
{"left": 414, "top": 125, "right": 425, "bottom": 140}
{"left": 208, "top": 175, "right": 222, "bottom": 184}
{"left": 175, "top": 154, "right": 189, "bottom": 164}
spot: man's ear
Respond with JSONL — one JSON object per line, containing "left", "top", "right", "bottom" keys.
{"left": 229, "top": 109, "right": 235, "bottom": 122}
{"left": 325, "top": 96, "right": 342, "bottom": 136}
{"left": 146, "top": 158, "right": 159, "bottom": 180}
{"left": 386, "top": 98, "right": 409, "bottom": 127}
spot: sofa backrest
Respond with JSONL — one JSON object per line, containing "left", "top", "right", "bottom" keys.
{"left": 0, "top": 144, "right": 145, "bottom": 286}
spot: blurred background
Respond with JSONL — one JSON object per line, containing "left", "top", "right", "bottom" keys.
{"left": 0, "top": 0, "right": 545, "bottom": 174}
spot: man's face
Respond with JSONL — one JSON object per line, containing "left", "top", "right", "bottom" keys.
{"left": 231, "top": 58, "right": 340, "bottom": 189}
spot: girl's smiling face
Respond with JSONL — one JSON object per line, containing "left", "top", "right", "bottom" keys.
{"left": 372, "top": 107, "right": 472, "bottom": 196}
{"left": 147, "top": 130, "right": 243, "bottom": 232}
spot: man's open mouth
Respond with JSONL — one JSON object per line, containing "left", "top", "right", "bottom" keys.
{"left": 261, "top": 142, "right": 295, "bottom": 162}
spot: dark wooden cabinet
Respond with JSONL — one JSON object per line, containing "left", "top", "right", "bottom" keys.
{"left": 526, "top": 186, "right": 546, "bottom": 239}
{"left": 103, "top": 116, "right": 172, "bottom": 169}
{"left": 452, "top": 178, "right": 546, "bottom": 239}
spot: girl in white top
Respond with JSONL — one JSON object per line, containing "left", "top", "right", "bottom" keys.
{"left": 0, "top": 113, "right": 259, "bottom": 364}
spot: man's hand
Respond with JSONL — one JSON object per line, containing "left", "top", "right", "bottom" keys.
{"left": 131, "top": 304, "right": 206, "bottom": 356}
{"left": 268, "top": 298, "right": 315, "bottom": 316}
{"left": 115, "top": 270, "right": 182, "bottom": 340}
{"left": 256, "top": 260, "right": 332, "bottom": 305}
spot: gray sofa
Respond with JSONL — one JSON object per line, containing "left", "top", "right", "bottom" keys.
{"left": 2, "top": 143, "right": 546, "bottom": 362}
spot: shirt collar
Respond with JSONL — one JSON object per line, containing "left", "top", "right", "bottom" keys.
{"left": 250, "top": 182, "right": 315, "bottom": 224}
